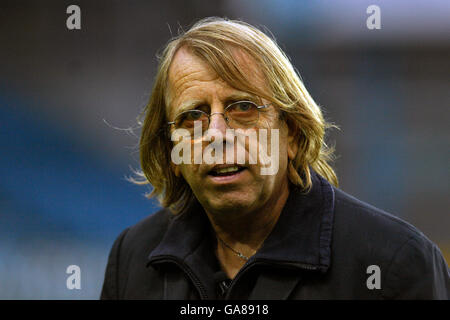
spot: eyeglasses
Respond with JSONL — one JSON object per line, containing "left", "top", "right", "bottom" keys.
{"left": 167, "top": 100, "right": 270, "bottom": 133}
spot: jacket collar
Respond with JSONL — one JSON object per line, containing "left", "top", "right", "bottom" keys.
{"left": 147, "top": 169, "right": 335, "bottom": 296}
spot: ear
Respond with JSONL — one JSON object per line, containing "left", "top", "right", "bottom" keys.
{"left": 287, "top": 136, "right": 299, "bottom": 161}
{"left": 286, "top": 118, "right": 299, "bottom": 161}
{"left": 170, "top": 162, "right": 181, "bottom": 177}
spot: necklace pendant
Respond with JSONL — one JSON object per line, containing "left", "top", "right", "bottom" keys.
{"left": 238, "top": 253, "right": 249, "bottom": 261}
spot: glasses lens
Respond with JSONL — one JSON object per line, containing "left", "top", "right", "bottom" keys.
{"left": 175, "top": 110, "right": 209, "bottom": 131}
{"left": 226, "top": 101, "right": 259, "bottom": 127}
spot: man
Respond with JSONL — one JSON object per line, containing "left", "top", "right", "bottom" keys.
{"left": 100, "top": 17, "right": 449, "bottom": 299}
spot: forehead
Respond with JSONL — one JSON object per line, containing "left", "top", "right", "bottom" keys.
{"left": 167, "top": 47, "right": 221, "bottom": 96}
{"left": 166, "top": 46, "right": 267, "bottom": 114}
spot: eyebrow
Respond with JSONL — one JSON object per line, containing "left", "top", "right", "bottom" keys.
{"left": 176, "top": 99, "right": 205, "bottom": 114}
{"left": 225, "top": 93, "right": 258, "bottom": 104}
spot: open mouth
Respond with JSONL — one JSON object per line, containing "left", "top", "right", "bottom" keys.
{"left": 208, "top": 165, "right": 246, "bottom": 177}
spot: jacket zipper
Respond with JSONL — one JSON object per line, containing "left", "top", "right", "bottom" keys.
{"left": 224, "top": 259, "right": 319, "bottom": 299}
{"left": 150, "top": 256, "right": 209, "bottom": 300}
{"left": 150, "top": 256, "right": 319, "bottom": 300}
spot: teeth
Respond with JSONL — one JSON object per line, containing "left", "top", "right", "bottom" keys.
{"left": 215, "top": 166, "right": 239, "bottom": 174}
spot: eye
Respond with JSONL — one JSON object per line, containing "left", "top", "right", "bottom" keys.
{"left": 227, "top": 101, "right": 257, "bottom": 117}
{"left": 185, "top": 110, "right": 205, "bottom": 121}
{"left": 175, "top": 110, "right": 208, "bottom": 128}
{"left": 234, "top": 101, "right": 254, "bottom": 112}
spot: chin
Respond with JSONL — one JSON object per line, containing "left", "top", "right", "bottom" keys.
{"left": 204, "top": 194, "right": 258, "bottom": 216}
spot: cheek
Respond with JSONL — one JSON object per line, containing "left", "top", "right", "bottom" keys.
{"left": 266, "top": 120, "right": 290, "bottom": 159}
{"left": 271, "top": 124, "right": 290, "bottom": 173}
{"left": 179, "top": 163, "right": 200, "bottom": 179}
{"left": 177, "top": 164, "right": 200, "bottom": 192}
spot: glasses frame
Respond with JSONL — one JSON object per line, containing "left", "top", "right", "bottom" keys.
{"left": 167, "top": 100, "right": 271, "bottom": 130}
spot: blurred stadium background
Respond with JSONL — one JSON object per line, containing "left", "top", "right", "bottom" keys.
{"left": 0, "top": 0, "right": 448, "bottom": 299}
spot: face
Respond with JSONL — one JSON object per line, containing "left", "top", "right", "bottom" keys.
{"left": 166, "top": 47, "right": 298, "bottom": 218}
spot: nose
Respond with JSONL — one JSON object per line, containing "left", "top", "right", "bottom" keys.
{"left": 208, "top": 111, "right": 228, "bottom": 134}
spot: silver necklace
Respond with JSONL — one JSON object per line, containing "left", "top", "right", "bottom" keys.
{"left": 217, "top": 236, "right": 250, "bottom": 261}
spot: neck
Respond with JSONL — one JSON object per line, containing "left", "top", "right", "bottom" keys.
{"left": 206, "top": 178, "right": 290, "bottom": 259}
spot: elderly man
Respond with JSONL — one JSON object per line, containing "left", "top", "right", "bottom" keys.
{"left": 100, "top": 18, "right": 449, "bottom": 300}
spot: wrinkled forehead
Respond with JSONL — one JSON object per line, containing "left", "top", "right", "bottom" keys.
{"left": 165, "top": 45, "right": 268, "bottom": 116}
{"left": 166, "top": 46, "right": 220, "bottom": 98}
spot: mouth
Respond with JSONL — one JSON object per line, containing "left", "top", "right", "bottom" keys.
{"left": 208, "top": 165, "right": 246, "bottom": 177}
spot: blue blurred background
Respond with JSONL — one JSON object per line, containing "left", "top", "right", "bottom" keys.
{"left": 1, "top": 0, "right": 449, "bottom": 299}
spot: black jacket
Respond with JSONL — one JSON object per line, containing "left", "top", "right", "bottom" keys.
{"left": 100, "top": 170, "right": 450, "bottom": 299}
